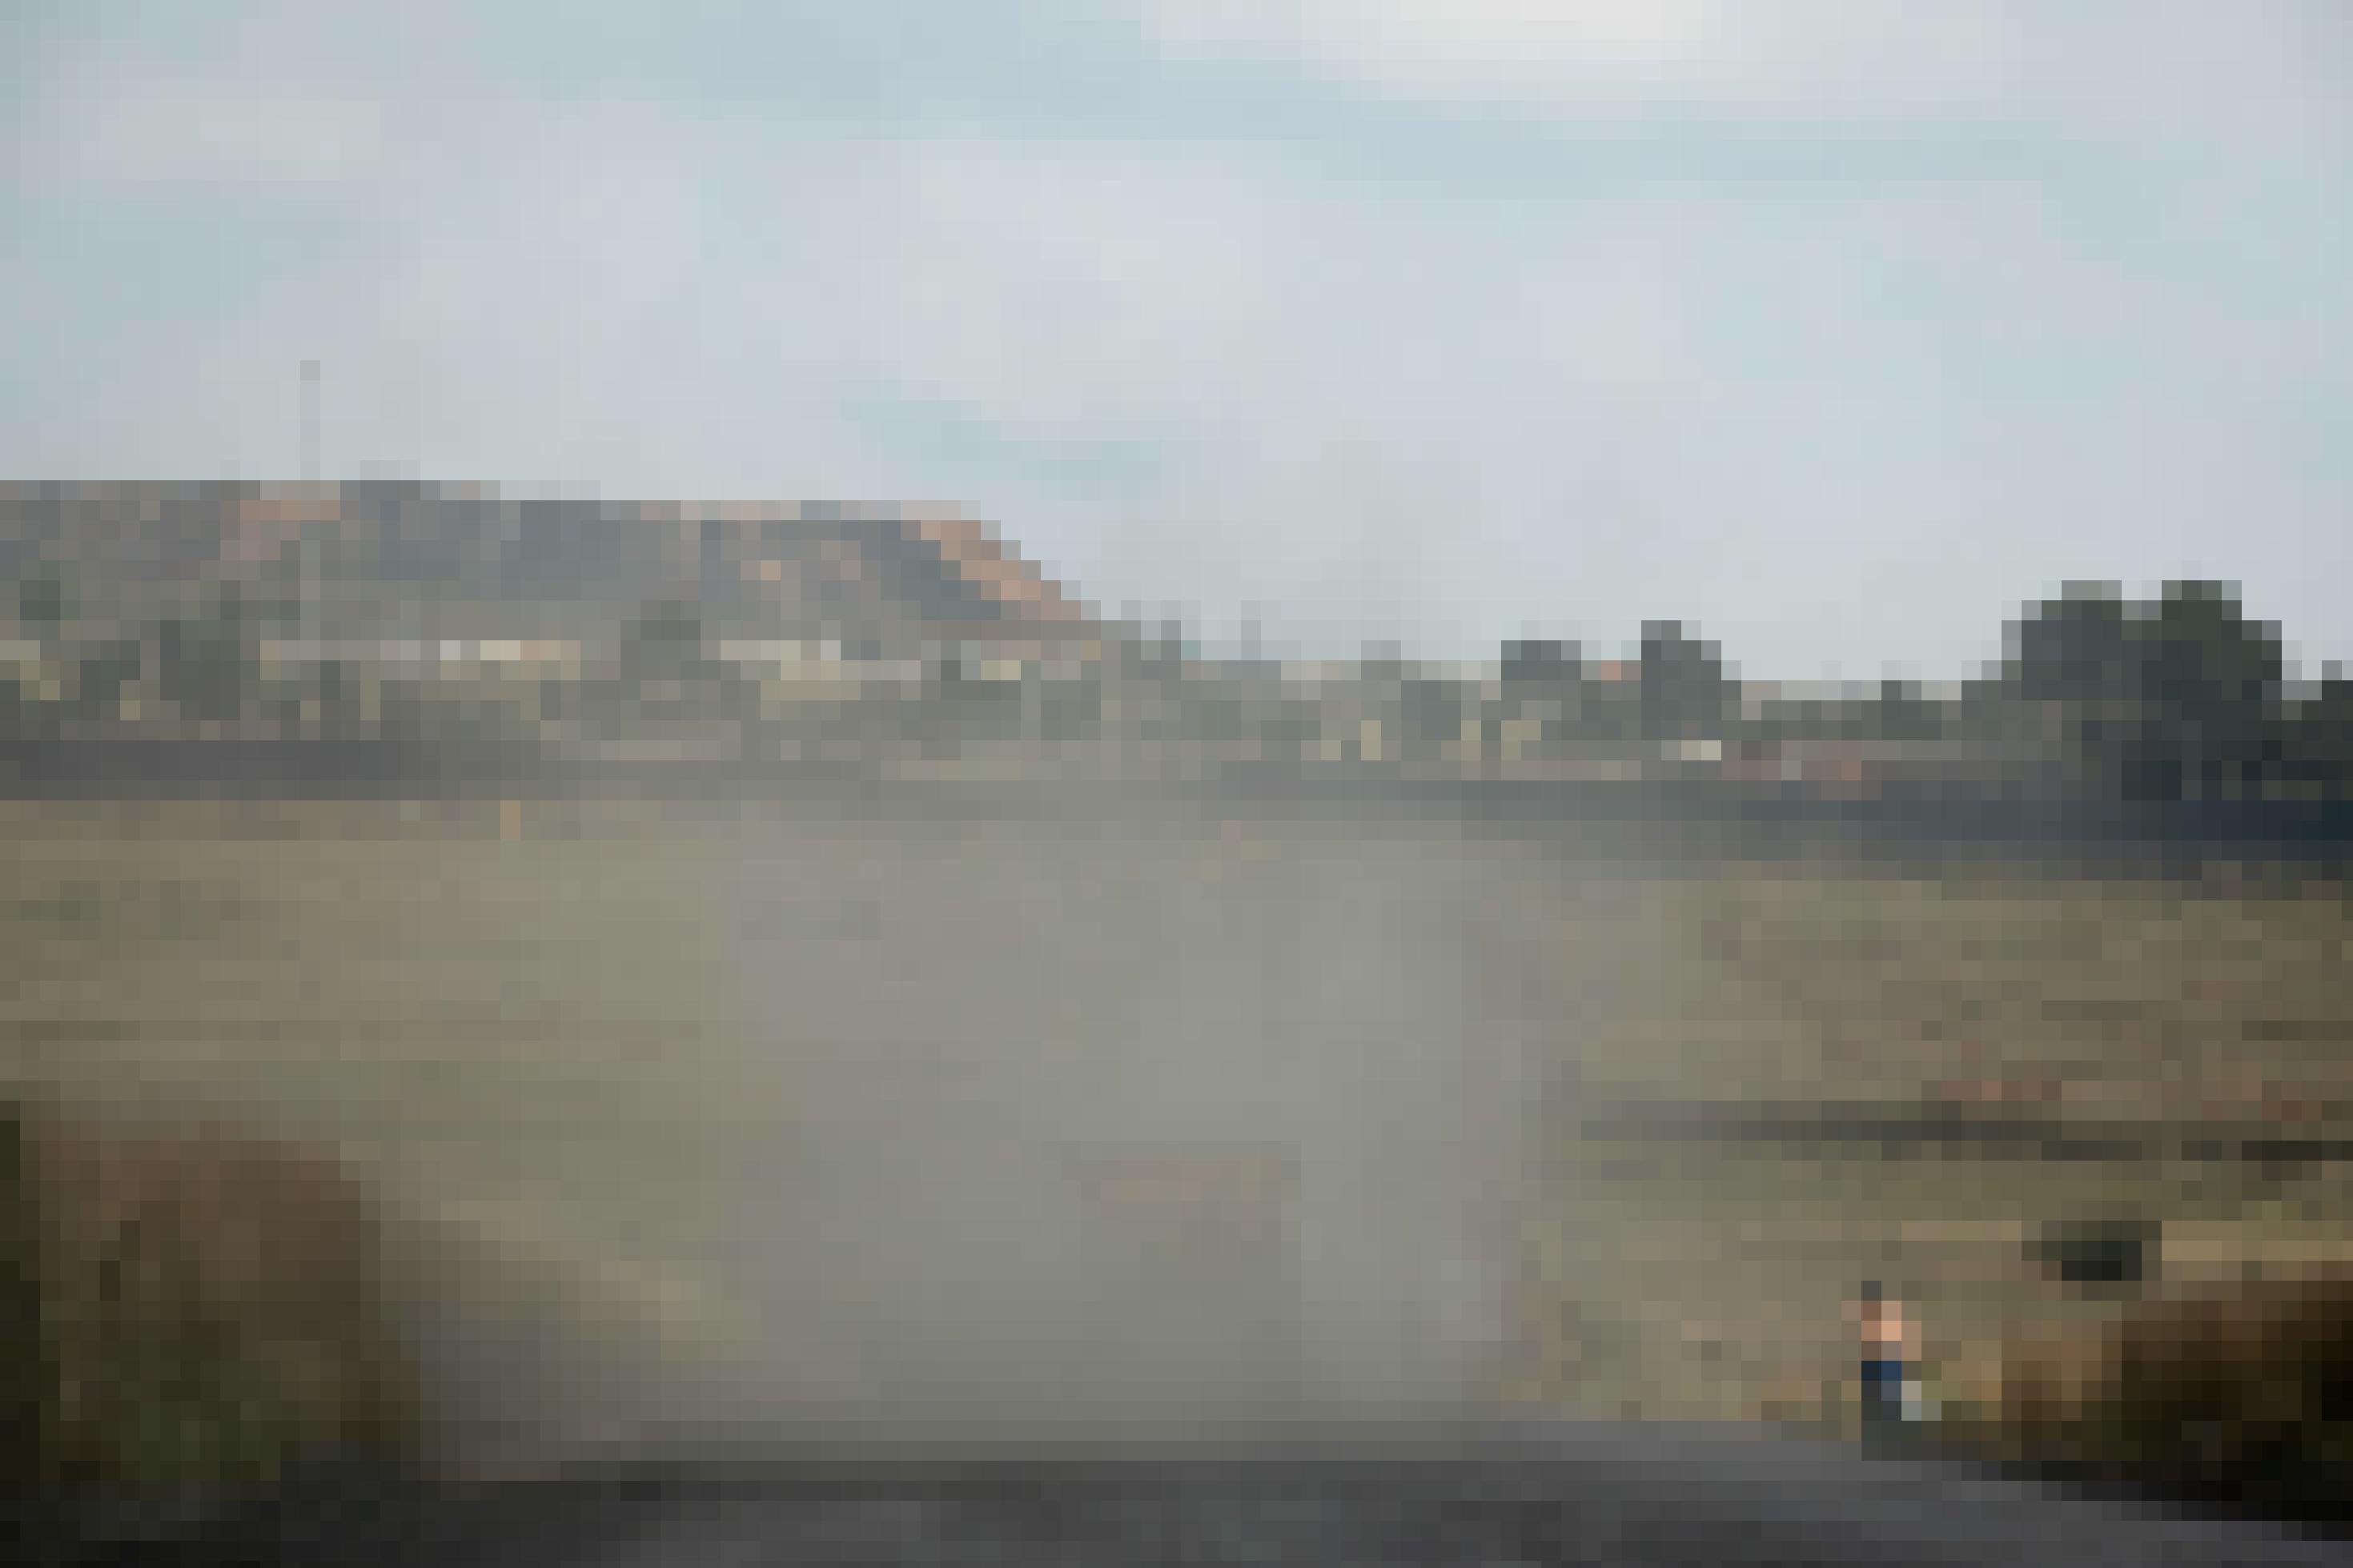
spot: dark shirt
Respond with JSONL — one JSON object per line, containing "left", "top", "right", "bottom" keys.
{"left": 1861, "top": 1356, "right": 1907, "bottom": 1422}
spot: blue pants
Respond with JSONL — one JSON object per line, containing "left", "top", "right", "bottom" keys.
{"left": 1861, "top": 1357, "right": 1907, "bottom": 1422}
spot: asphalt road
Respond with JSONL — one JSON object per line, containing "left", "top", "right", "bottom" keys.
{"left": 55, "top": 1427, "right": 2347, "bottom": 1568}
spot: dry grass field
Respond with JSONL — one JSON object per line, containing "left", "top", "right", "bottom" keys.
{"left": 2, "top": 796, "right": 2349, "bottom": 1497}
{"left": 1494, "top": 853, "right": 2353, "bottom": 1443}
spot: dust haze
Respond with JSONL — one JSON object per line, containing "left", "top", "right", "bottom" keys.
{"left": 6, "top": 800, "right": 1686, "bottom": 1473}
{"left": 367, "top": 804, "right": 1624, "bottom": 1468}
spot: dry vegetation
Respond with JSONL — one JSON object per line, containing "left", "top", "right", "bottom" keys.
{"left": 2, "top": 1097, "right": 423, "bottom": 1503}
{"left": 1941, "top": 1270, "right": 2353, "bottom": 1506}
{"left": 3, "top": 800, "right": 2351, "bottom": 1510}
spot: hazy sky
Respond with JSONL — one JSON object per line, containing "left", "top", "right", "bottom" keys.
{"left": 9, "top": 2, "right": 2350, "bottom": 674}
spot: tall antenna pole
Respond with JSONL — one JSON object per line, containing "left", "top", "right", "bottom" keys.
{"left": 299, "top": 359, "right": 321, "bottom": 484}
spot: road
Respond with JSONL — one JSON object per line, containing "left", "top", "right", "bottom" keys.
{"left": 65, "top": 1427, "right": 2347, "bottom": 1567}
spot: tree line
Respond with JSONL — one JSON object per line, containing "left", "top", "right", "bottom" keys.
{"left": 1498, "top": 582, "right": 2345, "bottom": 802}
{"left": 6, "top": 563, "right": 2350, "bottom": 804}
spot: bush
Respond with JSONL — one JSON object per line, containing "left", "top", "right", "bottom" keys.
{"left": 2, "top": 1101, "right": 424, "bottom": 1506}
{"left": 1967, "top": 1271, "right": 2353, "bottom": 1509}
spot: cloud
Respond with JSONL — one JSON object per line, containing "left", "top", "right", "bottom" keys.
{"left": 837, "top": 387, "right": 1169, "bottom": 498}
{"left": 1132, "top": 0, "right": 2349, "bottom": 166}
{"left": 19, "top": 60, "right": 391, "bottom": 191}
{"left": 1145, "top": 0, "right": 1719, "bottom": 96}
{"left": 3, "top": 3, "right": 2350, "bottom": 672}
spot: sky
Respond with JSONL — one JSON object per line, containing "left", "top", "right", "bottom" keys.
{"left": 6, "top": 2, "right": 2351, "bottom": 676}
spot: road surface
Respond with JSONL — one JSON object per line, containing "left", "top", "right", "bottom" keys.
{"left": 56, "top": 1427, "right": 2347, "bottom": 1567}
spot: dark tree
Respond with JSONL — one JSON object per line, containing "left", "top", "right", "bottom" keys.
{"left": 1872, "top": 679, "right": 1944, "bottom": 744}
{"left": 2125, "top": 581, "right": 2283, "bottom": 800}
{"left": 1501, "top": 639, "right": 1579, "bottom": 689}
{"left": 70, "top": 637, "right": 145, "bottom": 721}
{"left": 159, "top": 587, "right": 260, "bottom": 723}
{"left": 1400, "top": 676, "right": 1467, "bottom": 758}
{"left": 17, "top": 564, "right": 72, "bottom": 629}
{"left": 2005, "top": 583, "right": 2139, "bottom": 707}
{"left": 2003, "top": 580, "right": 2287, "bottom": 800}
{"left": 1637, "top": 621, "right": 1732, "bottom": 739}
